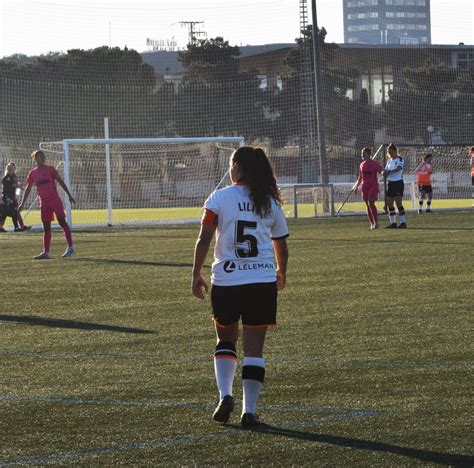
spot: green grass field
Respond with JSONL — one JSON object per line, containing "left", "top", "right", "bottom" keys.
{"left": 19, "top": 198, "right": 472, "bottom": 225}
{"left": 1, "top": 211, "right": 473, "bottom": 466}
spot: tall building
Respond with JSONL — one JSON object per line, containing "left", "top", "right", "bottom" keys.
{"left": 343, "top": 0, "right": 431, "bottom": 45}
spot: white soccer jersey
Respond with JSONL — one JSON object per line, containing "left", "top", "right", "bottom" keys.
{"left": 204, "top": 184, "right": 289, "bottom": 286}
{"left": 385, "top": 157, "right": 404, "bottom": 182}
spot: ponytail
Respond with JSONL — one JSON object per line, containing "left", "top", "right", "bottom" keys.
{"left": 232, "top": 146, "right": 282, "bottom": 217}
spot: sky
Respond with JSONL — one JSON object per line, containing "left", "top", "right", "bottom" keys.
{"left": 0, "top": 0, "right": 473, "bottom": 58}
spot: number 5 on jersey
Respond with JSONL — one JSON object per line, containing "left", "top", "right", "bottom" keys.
{"left": 235, "top": 220, "right": 258, "bottom": 258}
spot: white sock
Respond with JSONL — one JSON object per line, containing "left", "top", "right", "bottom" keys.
{"left": 214, "top": 358, "right": 237, "bottom": 400}
{"left": 214, "top": 341, "right": 237, "bottom": 400}
{"left": 242, "top": 356, "right": 265, "bottom": 415}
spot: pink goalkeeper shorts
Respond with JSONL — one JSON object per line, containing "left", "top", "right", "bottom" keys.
{"left": 40, "top": 196, "right": 66, "bottom": 222}
{"left": 361, "top": 185, "right": 379, "bottom": 202}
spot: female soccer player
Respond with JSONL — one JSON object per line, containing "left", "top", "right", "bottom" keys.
{"left": 0, "top": 162, "right": 30, "bottom": 232}
{"left": 19, "top": 150, "right": 76, "bottom": 259}
{"left": 383, "top": 143, "right": 407, "bottom": 228}
{"left": 353, "top": 147, "right": 383, "bottom": 229}
{"left": 415, "top": 153, "right": 433, "bottom": 213}
{"left": 192, "top": 146, "right": 289, "bottom": 428}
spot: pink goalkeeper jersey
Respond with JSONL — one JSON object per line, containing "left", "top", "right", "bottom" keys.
{"left": 26, "top": 165, "right": 61, "bottom": 202}
{"left": 359, "top": 160, "right": 383, "bottom": 188}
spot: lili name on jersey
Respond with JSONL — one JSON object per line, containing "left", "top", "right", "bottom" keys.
{"left": 238, "top": 202, "right": 254, "bottom": 212}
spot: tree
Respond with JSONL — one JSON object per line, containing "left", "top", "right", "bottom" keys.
{"left": 0, "top": 47, "right": 174, "bottom": 144}
{"left": 354, "top": 88, "right": 375, "bottom": 154}
{"left": 274, "top": 26, "right": 361, "bottom": 147}
{"left": 383, "top": 61, "right": 474, "bottom": 143}
{"left": 176, "top": 37, "right": 262, "bottom": 138}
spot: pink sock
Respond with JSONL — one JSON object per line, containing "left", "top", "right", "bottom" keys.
{"left": 367, "top": 207, "right": 374, "bottom": 225}
{"left": 43, "top": 231, "right": 52, "bottom": 252}
{"left": 370, "top": 205, "right": 378, "bottom": 224}
{"left": 62, "top": 223, "right": 73, "bottom": 247}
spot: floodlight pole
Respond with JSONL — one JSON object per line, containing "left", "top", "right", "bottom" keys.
{"left": 311, "top": 0, "right": 328, "bottom": 185}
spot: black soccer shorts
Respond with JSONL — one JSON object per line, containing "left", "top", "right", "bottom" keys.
{"left": 418, "top": 184, "right": 433, "bottom": 194}
{"left": 211, "top": 282, "right": 278, "bottom": 328}
{"left": 387, "top": 180, "right": 404, "bottom": 197}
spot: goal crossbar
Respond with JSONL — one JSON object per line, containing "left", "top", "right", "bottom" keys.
{"left": 39, "top": 136, "right": 245, "bottom": 227}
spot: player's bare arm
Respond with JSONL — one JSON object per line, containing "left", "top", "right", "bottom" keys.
{"left": 353, "top": 174, "right": 361, "bottom": 192}
{"left": 384, "top": 166, "right": 402, "bottom": 177}
{"left": 273, "top": 238, "right": 288, "bottom": 291}
{"left": 192, "top": 223, "right": 216, "bottom": 299}
{"left": 415, "top": 163, "right": 428, "bottom": 175}
{"left": 56, "top": 175, "right": 76, "bottom": 204}
{"left": 18, "top": 184, "right": 32, "bottom": 211}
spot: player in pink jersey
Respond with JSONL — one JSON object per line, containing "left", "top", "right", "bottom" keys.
{"left": 353, "top": 147, "right": 383, "bottom": 229}
{"left": 19, "top": 150, "right": 76, "bottom": 259}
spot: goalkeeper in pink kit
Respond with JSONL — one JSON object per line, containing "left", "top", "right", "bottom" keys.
{"left": 353, "top": 147, "right": 383, "bottom": 229}
{"left": 19, "top": 150, "right": 76, "bottom": 259}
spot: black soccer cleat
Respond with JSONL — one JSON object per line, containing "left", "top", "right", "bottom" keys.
{"left": 212, "top": 395, "right": 234, "bottom": 424}
{"left": 426, "top": 209, "right": 433, "bottom": 213}
{"left": 398, "top": 222, "right": 407, "bottom": 229}
{"left": 241, "top": 413, "right": 260, "bottom": 428}
{"left": 385, "top": 223, "right": 398, "bottom": 229}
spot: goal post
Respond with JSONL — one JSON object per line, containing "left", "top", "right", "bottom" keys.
{"left": 33, "top": 139, "right": 470, "bottom": 227}
{"left": 394, "top": 144, "right": 472, "bottom": 211}
{"left": 38, "top": 136, "right": 245, "bottom": 227}
{"left": 278, "top": 183, "right": 335, "bottom": 218}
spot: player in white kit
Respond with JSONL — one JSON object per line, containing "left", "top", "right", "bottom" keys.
{"left": 192, "top": 146, "right": 289, "bottom": 428}
{"left": 383, "top": 143, "right": 407, "bottom": 228}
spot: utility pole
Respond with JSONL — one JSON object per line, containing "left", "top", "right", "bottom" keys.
{"left": 180, "top": 21, "right": 207, "bottom": 45}
{"left": 299, "top": 0, "right": 315, "bottom": 183}
{"left": 310, "top": 0, "right": 328, "bottom": 185}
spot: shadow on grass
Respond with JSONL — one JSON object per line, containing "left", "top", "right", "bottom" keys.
{"left": 74, "top": 257, "right": 208, "bottom": 268}
{"left": 231, "top": 424, "right": 474, "bottom": 466}
{"left": 0, "top": 315, "right": 155, "bottom": 334}
{"left": 291, "top": 238, "right": 468, "bottom": 246}
{"left": 407, "top": 227, "right": 474, "bottom": 231}
{"left": 109, "top": 233, "right": 198, "bottom": 240}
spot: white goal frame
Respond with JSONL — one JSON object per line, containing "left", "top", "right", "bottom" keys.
{"left": 278, "top": 183, "right": 335, "bottom": 217}
{"left": 39, "top": 136, "right": 245, "bottom": 226}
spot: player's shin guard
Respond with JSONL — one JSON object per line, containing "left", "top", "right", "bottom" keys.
{"left": 17, "top": 212, "right": 26, "bottom": 228}
{"left": 214, "top": 341, "right": 237, "bottom": 399}
{"left": 12, "top": 212, "right": 19, "bottom": 229}
{"left": 366, "top": 206, "right": 374, "bottom": 225}
{"left": 389, "top": 210, "right": 397, "bottom": 225}
{"left": 370, "top": 204, "right": 378, "bottom": 224}
{"left": 398, "top": 206, "right": 406, "bottom": 223}
{"left": 43, "top": 230, "right": 52, "bottom": 253}
{"left": 242, "top": 356, "right": 265, "bottom": 415}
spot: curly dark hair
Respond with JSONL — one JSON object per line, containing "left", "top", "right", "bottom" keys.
{"left": 232, "top": 146, "right": 282, "bottom": 217}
